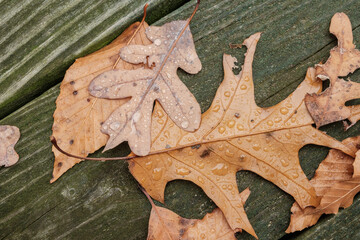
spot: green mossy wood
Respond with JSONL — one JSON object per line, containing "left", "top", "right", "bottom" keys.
{"left": 1, "top": 0, "right": 360, "bottom": 239}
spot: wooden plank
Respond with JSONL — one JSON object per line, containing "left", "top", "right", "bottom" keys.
{"left": 1, "top": 0, "right": 360, "bottom": 239}
{"left": 0, "top": 0, "right": 188, "bottom": 119}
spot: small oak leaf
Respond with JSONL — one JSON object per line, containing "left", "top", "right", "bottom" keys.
{"left": 89, "top": 20, "right": 202, "bottom": 156}
{"left": 0, "top": 125, "right": 20, "bottom": 167}
{"left": 305, "top": 13, "right": 360, "bottom": 128}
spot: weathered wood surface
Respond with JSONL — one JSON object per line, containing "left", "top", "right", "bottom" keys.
{"left": 1, "top": 0, "right": 360, "bottom": 239}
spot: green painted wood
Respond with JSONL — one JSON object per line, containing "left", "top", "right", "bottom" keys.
{"left": 0, "top": 0, "right": 187, "bottom": 119}
{"left": 1, "top": 0, "right": 360, "bottom": 239}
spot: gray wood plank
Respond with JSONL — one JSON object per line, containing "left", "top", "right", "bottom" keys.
{"left": 0, "top": 0, "right": 188, "bottom": 119}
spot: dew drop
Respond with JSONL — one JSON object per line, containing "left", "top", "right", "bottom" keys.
{"left": 176, "top": 167, "right": 191, "bottom": 176}
{"left": 285, "top": 103, "right": 292, "bottom": 108}
{"left": 154, "top": 39, "right": 162, "bottom": 46}
{"left": 285, "top": 133, "right": 291, "bottom": 139}
{"left": 213, "top": 105, "right": 220, "bottom": 112}
{"left": 222, "top": 185, "right": 227, "bottom": 190}
{"left": 252, "top": 143, "right": 260, "bottom": 151}
{"left": 280, "top": 107, "right": 289, "bottom": 115}
{"left": 157, "top": 119, "right": 164, "bottom": 124}
{"left": 292, "top": 172, "right": 299, "bottom": 179}
{"left": 152, "top": 168, "right": 163, "bottom": 180}
{"left": 227, "top": 185, "right": 233, "bottom": 190}
{"left": 110, "top": 122, "right": 120, "bottom": 130}
{"left": 281, "top": 179, "right": 288, "bottom": 186}
{"left": 196, "top": 162, "right": 205, "bottom": 169}
{"left": 218, "top": 126, "right": 226, "bottom": 134}
{"left": 224, "top": 91, "right": 231, "bottom": 97}
{"left": 244, "top": 76, "right": 250, "bottom": 81}
{"left": 237, "top": 124, "right": 244, "bottom": 131}
{"left": 218, "top": 144, "right": 224, "bottom": 151}
{"left": 145, "top": 161, "right": 153, "bottom": 170}
{"left": 211, "top": 163, "right": 228, "bottom": 176}
{"left": 267, "top": 120, "right": 274, "bottom": 126}
{"left": 240, "top": 84, "right": 247, "bottom": 90}
{"left": 281, "top": 159, "right": 289, "bottom": 167}
{"left": 157, "top": 110, "right": 164, "bottom": 118}
{"left": 198, "top": 176, "right": 205, "bottom": 184}
{"left": 225, "top": 149, "right": 234, "bottom": 157}
{"left": 274, "top": 117, "right": 282, "bottom": 123}
{"left": 227, "top": 120, "right": 235, "bottom": 128}
{"left": 181, "top": 121, "right": 189, "bottom": 128}
{"left": 188, "top": 150, "right": 194, "bottom": 156}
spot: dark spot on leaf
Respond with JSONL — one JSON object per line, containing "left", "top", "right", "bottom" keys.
{"left": 58, "top": 162, "right": 63, "bottom": 168}
{"left": 191, "top": 144, "right": 201, "bottom": 149}
{"left": 69, "top": 139, "right": 74, "bottom": 145}
{"left": 133, "top": 82, "right": 137, "bottom": 87}
{"left": 200, "top": 149, "right": 210, "bottom": 158}
{"left": 165, "top": 144, "right": 171, "bottom": 149}
{"left": 250, "top": 119, "right": 254, "bottom": 122}
{"left": 100, "top": 122, "right": 104, "bottom": 125}
{"left": 87, "top": 98, "right": 91, "bottom": 102}
{"left": 356, "top": 144, "right": 360, "bottom": 149}
{"left": 153, "top": 86, "right": 159, "bottom": 93}
{"left": 234, "top": 113, "right": 240, "bottom": 118}
{"left": 70, "top": 81, "right": 75, "bottom": 85}
{"left": 294, "top": 110, "right": 298, "bottom": 114}
{"left": 73, "top": 91, "right": 78, "bottom": 95}
{"left": 179, "top": 228, "right": 185, "bottom": 236}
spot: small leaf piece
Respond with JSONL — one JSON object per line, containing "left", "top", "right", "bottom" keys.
{"left": 0, "top": 125, "right": 20, "bottom": 167}
{"left": 51, "top": 22, "right": 151, "bottom": 182}
{"left": 305, "top": 13, "right": 360, "bottom": 128}
{"left": 147, "top": 204, "right": 237, "bottom": 240}
{"left": 89, "top": 20, "right": 202, "bottom": 156}
{"left": 286, "top": 136, "right": 360, "bottom": 233}
{"left": 129, "top": 33, "right": 356, "bottom": 238}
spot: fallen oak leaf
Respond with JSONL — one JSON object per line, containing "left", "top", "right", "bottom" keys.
{"left": 51, "top": 8, "right": 151, "bottom": 182}
{"left": 142, "top": 186, "right": 237, "bottom": 240}
{"left": 305, "top": 13, "right": 360, "bottom": 128}
{"left": 129, "top": 33, "right": 355, "bottom": 238}
{"left": 0, "top": 125, "right": 20, "bottom": 167}
{"left": 89, "top": 1, "right": 202, "bottom": 156}
{"left": 286, "top": 136, "right": 360, "bottom": 233}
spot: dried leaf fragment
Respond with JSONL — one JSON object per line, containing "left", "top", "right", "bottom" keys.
{"left": 89, "top": 19, "right": 202, "bottom": 156}
{"left": 0, "top": 125, "right": 20, "bottom": 167}
{"left": 51, "top": 21, "right": 151, "bottom": 182}
{"left": 129, "top": 33, "right": 356, "bottom": 238}
{"left": 305, "top": 13, "right": 360, "bottom": 128}
{"left": 286, "top": 136, "right": 360, "bottom": 233}
{"left": 147, "top": 207, "right": 237, "bottom": 240}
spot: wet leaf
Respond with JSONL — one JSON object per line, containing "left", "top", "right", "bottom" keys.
{"left": 286, "top": 136, "right": 360, "bottom": 233}
{"left": 0, "top": 125, "right": 20, "bottom": 167}
{"left": 129, "top": 33, "right": 356, "bottom": 238}
{"left": 353, "top": 149, "right": 360, "bottom": 178}
{"left": 89, "top": 19, "right": 202, "bottom": 156}
{"left": 51, "top": 21, "right": 151, "bottom": 182}
{"left": 305, "top": 13, "right": 360, "bottom": 128}
{"left": 144, "top": 186, "right": 238, "bottom": 240}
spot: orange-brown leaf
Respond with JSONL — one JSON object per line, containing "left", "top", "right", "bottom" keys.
{"left": 147, "top": 206, "right": 237, "bottom": 240}
{"left": 286, "top": 136, "right": 360, "bottom": 233}
{"left": 129, "top": 33, "right": 355, "bottom": 238}
{"left": 51, "top": 22, "right": 151, "bottom": 182}
{"left": 0, "top": 125, "right": 20, "bottom": 167}
{"left": 305, "top": 13, "right": 360, "bottom": 128}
